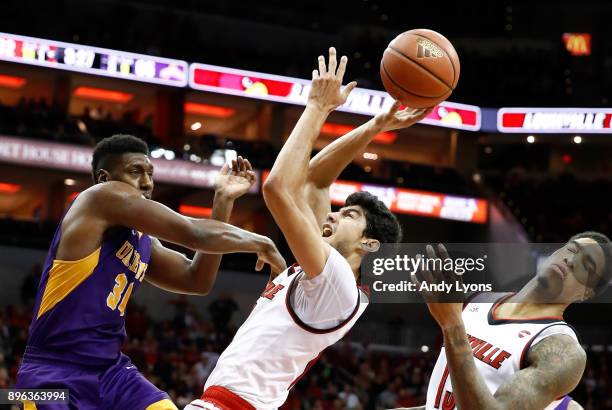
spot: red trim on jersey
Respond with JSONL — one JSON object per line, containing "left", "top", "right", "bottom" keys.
{"left": 289, "top": 351, "right": 323, "bottom": 390}
{"left": 434, "top": 365, "right": 450, "bottom": 408}
{"left": 488, "top": 294, "right": 564, "bottom": 325}
{"left": 284, "top": 268, "right": 363, "bottom": 334}
{"left": 358, "top": 284, "right": 371, "bottom": 297}
{"left": 199, "top": 386, "right": 255, "bottom": 410}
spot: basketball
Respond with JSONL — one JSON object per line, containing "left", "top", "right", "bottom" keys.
{"left": 380, "top": 29, "right": 460, "bottom": 108}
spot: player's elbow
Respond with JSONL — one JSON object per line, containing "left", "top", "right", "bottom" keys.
{"left": 263, "top": 176, "right": 288, "bottom": 205}
{"left": 262, "top": 174, "right": 281, "bottom": 193}
{"left": 191, "top": 282, "right": 213, "bottom": 296}
{"left": 185, "top": 264, "right": 215, "bottom": 296}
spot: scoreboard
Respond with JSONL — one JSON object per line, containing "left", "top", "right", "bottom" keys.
{"left": 0, "top": 32, "right": 188, "bottom": 87}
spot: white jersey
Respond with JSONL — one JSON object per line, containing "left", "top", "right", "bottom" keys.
{"left": 426, "top": 293, "right": 579, "bottom": 410}
{"left": 203, "top": 247, "right": 368, "bottom": 409}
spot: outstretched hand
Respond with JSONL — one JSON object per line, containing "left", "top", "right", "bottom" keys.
{"left": 308, "top": 47, "right": 357, "bottom": 113}
{"left": 255, "top": 240, "right": 287, "bottom": 279}
{"left": 214, "top": 155, "right": 257, "bottom": 201}
{"left": 374, "top": 100, "right": 433, "bottom": 132}
{"left": 412, "top": 244, "right": 464, "bottom": 329}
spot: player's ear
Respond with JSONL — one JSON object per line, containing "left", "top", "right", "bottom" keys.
{"left": 361, "top": 238, "right": 380, "bottom": 253}
{"left": 582, "top": 286, "right": 595, "bottom": 302}
{"left": 96, "top": 169, "right": 111, "bottom": 184}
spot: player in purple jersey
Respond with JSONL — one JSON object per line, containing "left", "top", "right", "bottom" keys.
{"left": 16, "top": 134, "right": 286, "bottom": 410}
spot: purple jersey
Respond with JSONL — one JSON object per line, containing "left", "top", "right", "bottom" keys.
{"left": 24, "top": 219, "right": 151, "bottom": 366}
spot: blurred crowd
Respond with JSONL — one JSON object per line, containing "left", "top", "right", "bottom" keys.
{"left": 1, "top": 272, "right": 611, "bottom": 409}
{"left": 0, "top": 99, "right": 157, "bottom": 148}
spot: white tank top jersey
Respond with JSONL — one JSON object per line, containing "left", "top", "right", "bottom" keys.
{"left": 426, "top": 293, "right": 580, "bottom": 410}
{"left": 203, "top": 246, "right": 369, "bottom": 409}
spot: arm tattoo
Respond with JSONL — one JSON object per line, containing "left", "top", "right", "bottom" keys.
{"left": 443, "top": 326, "right": 586, "bottom": 410}
{"left": 493, "top": 334, "right": 586, "bottom": 409}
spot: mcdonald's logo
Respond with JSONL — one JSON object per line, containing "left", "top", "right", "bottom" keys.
{"left": 562, "top": 33, "right": 591, "bottom": 56}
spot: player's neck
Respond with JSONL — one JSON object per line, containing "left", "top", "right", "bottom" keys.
{"left": 346, "top": 254, "right": 362, "bottom": 280}
{"left": 331, "top": 243, "right": 362, "bottom": 280}
{"left": 496, "top": 299, "right": 566, "bottom": 320}
{"left": 504, "top": 281, "right": 569, "bottom": 319}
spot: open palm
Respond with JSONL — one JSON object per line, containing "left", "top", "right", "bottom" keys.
{"left": 215, "top": 156, "right": 256, "bottom": 200}
{"left": 375, "top": 100, "right": 433, "bottom": 132}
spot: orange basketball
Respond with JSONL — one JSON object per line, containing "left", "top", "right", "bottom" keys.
{"left": 380, "top": 29, "right": 460, "bottom": 108}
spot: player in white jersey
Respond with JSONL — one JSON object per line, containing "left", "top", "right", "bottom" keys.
{"left": 394, "top": 231, "right": 611, "bottom": 410}
{"left": 185, "top": 48, "right": 429, "bottom": 410}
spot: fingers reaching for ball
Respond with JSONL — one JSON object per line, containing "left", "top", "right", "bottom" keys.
{"left": 316, "top": 47, "right": 348, "bottom": 80}
{"left": 375, "top": 100, "right": 434, "bottom": 132}
{"left": 308, "top": 47, "right": 357, "bottom": 112}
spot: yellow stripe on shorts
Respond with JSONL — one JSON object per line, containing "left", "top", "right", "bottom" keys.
{"left": 146, "top": 398, "right": 178, "bottom": 410}
{"left": 22, "top": 401, "right": 37, "bottom": 410}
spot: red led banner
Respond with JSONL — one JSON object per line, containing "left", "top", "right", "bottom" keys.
{"left": 0, "top": 74, "right": 26, "bottom": 88}
{"left": 190, "top": 63, "right": 481, "bottom": 131}
{"left": 329, "top": 181, "right": 488, "bottom": 224}
{"left": 262, "top": 171, "right": 487, "bottom": 223}
{"left": 497, "top": 108, "right": 612, "bottom": 133}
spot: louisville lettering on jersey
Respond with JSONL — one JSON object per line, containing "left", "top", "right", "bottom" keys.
{"left": 440, "top": 391, "right": 455, "bottom": 410}
{"left": 261, "top": 282, "right": 285, "bottom": 300}
{"left": 467, "top": 333, "right": 512, "bottom": 369}
{"left": 434, "top": 334, "right": 513, "bottom": 410}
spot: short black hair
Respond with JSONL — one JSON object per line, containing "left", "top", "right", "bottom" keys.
{"left": 91, "top": 134, "right": 149, "bottom": 183}
{"left": 569, "top": 230, "right": 612, "bottom": 297}
{"left": 344, "top": 191, "right": 402, "bottom": 244}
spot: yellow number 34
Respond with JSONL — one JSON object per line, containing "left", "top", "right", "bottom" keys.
{"left": 106, "top": 273, "right": 134, "bottom": 316}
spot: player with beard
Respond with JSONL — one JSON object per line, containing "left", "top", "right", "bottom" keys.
{"left": 394, "top": 231, "right": 610, "bottom": 410}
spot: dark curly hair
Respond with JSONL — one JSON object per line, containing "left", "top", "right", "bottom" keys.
{"left": 569, "top": 231, "right": 611, "bottom": 298}
{"left": 344, "top": 191, "right": 402, "bottom": 244}
{"left": 91, "top": 134, "right": 149, "bottom": 183}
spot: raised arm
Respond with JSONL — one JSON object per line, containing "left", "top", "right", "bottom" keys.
{"left": 305, "top": 101, "right": 430, "bottom": 225}
{"left": 263, "top": 47, "right": 356, "bottom": 277}
{"left": 79, "top": 180, "right": 285, "bottom": 274}
{"left": 145, "top": 157, "right": 278, "bottom": 295}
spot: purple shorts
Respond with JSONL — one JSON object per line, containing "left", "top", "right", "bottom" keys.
{"left": 15, "top": 353, "right": 168, "bottom": 410}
